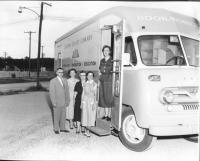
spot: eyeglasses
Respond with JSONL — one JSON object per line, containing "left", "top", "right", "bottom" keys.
{"left": 87, "top": 74, "right": 93, "bottom": 76}
{"left": 57, "top": 72, "right": 63, "bottom": 73}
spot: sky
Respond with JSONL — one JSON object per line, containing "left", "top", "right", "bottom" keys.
{"left": 0, "top": 1, "right": 200, "bottom": 59}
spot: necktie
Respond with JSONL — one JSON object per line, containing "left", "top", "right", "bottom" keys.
{"left": 61, "top": 78, "right": 65, "bottom": 88}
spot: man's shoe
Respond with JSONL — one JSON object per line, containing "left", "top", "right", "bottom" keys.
{"left": 60, "top": 130, "right": 70, "bottom": 133}
{"left": 54, "top": 131, "right": 60, "bottom": 134}
{"left": 102, "top": 116, "right": 107, "bottom": 120}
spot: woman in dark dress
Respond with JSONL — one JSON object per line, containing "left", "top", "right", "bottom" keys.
{"left": 73, "top": 71, "right": 86, "bottom": 133}
{"left": 98, "top": 45, "right": 113, "bottom": 121}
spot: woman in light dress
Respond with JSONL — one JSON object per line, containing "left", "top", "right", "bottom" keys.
{"left": 66, "top": 68, "right": 79, "bottom": 129}
{"left": 81, "top": 71, "right": 97, "bottom": 137}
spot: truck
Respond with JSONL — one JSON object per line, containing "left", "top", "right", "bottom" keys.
{"left": 54, "top": 6, "right": 199, "bottom": 152}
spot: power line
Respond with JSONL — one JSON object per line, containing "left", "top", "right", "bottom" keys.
{"left": 0, "top": 18, "right": 37, "bottom": 26}
{"left": 44, "top": 15, "right": 85, "bottom": 22}
{"left": 0, "top": 16, "right": 85, "bottom": 26}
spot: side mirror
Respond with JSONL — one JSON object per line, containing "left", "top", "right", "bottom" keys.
{"left": 123, "top": 52, "right": 130, "bottom": 66}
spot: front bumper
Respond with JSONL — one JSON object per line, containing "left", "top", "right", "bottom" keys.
{"left": 149, "top": 124, "right": 198, "bottom": 136}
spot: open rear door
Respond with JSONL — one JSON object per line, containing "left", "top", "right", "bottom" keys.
{"left": 86, "top": 25, "right": 113, "bottom": 136}
{"left": 111, "top": 19, "right": 125, "bottom": 130}
{"left": 87, "top": 20, "right": 125, "bottom": 136}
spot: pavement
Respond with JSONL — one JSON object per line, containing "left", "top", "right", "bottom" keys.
{"left": 0, "top": 81, "right": 49, "bottom": 92}
{"left": 0, "top": 91, "right": 198, "bottom": 161}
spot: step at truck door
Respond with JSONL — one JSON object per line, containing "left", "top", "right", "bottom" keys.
{"left": 87, "top": 118, "right": 111, "bottom": 136}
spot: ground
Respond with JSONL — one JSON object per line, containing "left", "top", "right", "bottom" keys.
{"left": 0, "top": 91, "right": 198, "bottom": 161}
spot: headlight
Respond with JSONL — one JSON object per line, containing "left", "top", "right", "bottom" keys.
{"left": 162, "top": 90, "right": 174, "bottom": 104}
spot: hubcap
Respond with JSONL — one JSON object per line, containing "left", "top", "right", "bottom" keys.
{"left": 123, "top": 114, "right": 146, "bottom": 144}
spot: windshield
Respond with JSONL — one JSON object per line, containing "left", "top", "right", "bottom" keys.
{"left": 138, "top": 35, "right": 186, "bottom": 66}
{"left": 181, "top": 36, "right": 200, "bottom": 67}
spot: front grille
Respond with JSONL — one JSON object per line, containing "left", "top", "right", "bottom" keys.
{"left": 182, "top": 104, "right": 199, "bottom": 110}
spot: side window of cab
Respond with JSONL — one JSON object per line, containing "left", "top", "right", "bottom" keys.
{"left": 124, "top": 36, "right": 137, "bottom": 66}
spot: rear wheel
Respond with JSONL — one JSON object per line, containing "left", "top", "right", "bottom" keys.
{"left": 119, "top": 109, "right": 156, "bottom": 152}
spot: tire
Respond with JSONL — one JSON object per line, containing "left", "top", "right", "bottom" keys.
{"left": 119, "top": 109, "right": 156, "bottom": 152}
{"left": 184, "top": 135, "right": 198, "bottom": 143}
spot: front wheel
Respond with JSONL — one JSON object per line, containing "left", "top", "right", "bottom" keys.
{"left": 119, "top": 110, "right": 156, "bottom": 152}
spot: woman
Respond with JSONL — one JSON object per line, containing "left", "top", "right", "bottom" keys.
{"left": 98, "top": 45, "right": 113, "bottom": 121}
{"left": 66, "top": 68, "right": 79, "bottom": 129}
{"left": 81, "top": 71, "right": 97, "bottom": 137}
{"left": 73, "top": 71, "right": 86, "bottom": 133}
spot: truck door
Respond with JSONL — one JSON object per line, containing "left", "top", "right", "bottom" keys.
{"left": 86, "top": 20, "right": 125, "bottom": 136}
{"left": 111, "top": 19, "right": 125, "bottom": 130}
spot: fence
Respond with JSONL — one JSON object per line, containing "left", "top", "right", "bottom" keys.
{"left": 0, "top": 71, "right": 54, "bottom": 78}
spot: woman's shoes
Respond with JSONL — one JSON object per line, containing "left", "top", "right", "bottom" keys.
{"left": 102, "top": 116, "right": 111, "bottom": 121}
{"left": 83, "top": 132, "right": 91, "bottom": 137}
{"left": 86, "top": 133, "right": 91, "bottom": 137}
{"left": 106, "top": 117, "right": 111, "bottom": 121}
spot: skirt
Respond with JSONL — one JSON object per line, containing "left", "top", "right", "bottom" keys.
{"left": 98, "top": 80, "right": 113, "bottom": 108}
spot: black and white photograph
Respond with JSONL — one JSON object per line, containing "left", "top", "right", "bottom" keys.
{"left": 0, "top": 1, "right": 199, "bottom": 160}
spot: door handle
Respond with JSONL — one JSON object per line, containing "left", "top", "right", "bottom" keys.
{"left": 111, "top": 71, "right": 120, "bottom": 74}
{"left": 111, "top": 59, "right": 121, "bottom": 62}
{"left": 111, "top": 65, "right": 121, "bottom": 73}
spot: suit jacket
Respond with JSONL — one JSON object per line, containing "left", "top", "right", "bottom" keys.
{"left": 49, "top": 77, "right": 70, "bottom": 108}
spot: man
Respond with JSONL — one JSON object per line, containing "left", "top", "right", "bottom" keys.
{"left": 49, "top": 67, "right": 70, "bottom": 134}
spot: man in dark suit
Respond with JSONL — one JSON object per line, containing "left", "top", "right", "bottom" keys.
{"left": 49, "top": 67, "right": 70, "bottom": 134}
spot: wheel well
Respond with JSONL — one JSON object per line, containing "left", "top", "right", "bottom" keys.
{"left": 122, "top": 104, "right": 135, "bottom": 115}
{"left": 122, "top": 104, "right": 142, "bottom": 131}
{"left": 119, "top": 105, "right": 156, "bottom": 152}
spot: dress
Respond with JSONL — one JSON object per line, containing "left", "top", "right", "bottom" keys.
{"left": 98, "top": 57, "right": 113, "bottom": 107}
{"left": 81, "top": 80, "right": 97, "bottom": 127}
{"left": 73, "top": 81, "right": 83, "bottom": 122}
{"left": 66, "top": 78, "right": 78, "bottom": 120}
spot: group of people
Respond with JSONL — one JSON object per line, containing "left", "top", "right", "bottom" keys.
{"left": 49, "top": 45, "right": 113, "bottom": 137}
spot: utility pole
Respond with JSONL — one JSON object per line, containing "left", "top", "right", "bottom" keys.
{"left": 4, "top": 52, "right": 7, "bottom": 70}
{"left": 41, "top": 45, "right": 44, "bottom": 68}
{"left": 4, "top": 52, "right": 7, "bottom": 59}
{"left": 36, "top": 2, "right": 51, "bottom": 89}
{"left": 24, "top": 31, "right": 36, "bottom": 78}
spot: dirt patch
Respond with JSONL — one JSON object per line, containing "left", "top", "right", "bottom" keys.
{"left": 0, "top": 115, "right": 52, "bottom": 159}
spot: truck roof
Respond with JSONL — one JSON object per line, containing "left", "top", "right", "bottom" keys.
{"left": 55, "top": 6, "right": 200, "bottom": 43}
